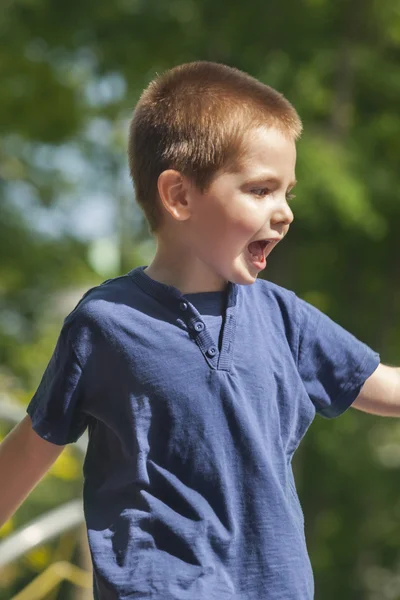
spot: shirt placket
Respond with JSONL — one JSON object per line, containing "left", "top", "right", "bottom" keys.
{"left": 178, "top": 300, "right": 219, "bottom": 368}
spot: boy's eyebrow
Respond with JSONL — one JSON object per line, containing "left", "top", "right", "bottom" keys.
{"left": 246, "top": 173, "right": 297, "bottom": 188}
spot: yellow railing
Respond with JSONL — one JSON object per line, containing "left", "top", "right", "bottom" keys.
{"left": 10, "top": 561, "right": 92, "bottom": 600}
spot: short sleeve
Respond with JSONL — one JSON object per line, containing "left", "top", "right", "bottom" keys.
{"left": 26, "top": 319, "right": 90, "bottom": 445}
{"left": 296, "top": 295, "right": 380, "bottom": 419}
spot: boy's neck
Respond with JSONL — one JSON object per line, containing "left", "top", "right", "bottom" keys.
{"left": 143, "top": 263, "right": 229, "bottom": 295}
{"left": 143, "top": 229, "right": 230, "bottom": 294}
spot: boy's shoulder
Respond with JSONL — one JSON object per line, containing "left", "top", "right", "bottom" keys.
{"left": 249, "top": 278, "right": 302, "bottom": 344}
{"left": 251, "top": 276, "right": 298, "bottom": 307}
{"left": 63, "top": 272, "right": 136, "bottom": 330}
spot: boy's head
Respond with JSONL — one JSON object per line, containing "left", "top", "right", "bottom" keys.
{"left": 128, "top": 61, "right": 302, "bottom": 292}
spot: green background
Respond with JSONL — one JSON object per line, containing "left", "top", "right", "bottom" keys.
{"left": 1, "top": 0, "right": 400, "bottom": 598}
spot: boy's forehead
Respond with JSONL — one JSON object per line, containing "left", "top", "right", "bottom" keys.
{"left": 235, "top": 126, "right": 297, "bottom": 180}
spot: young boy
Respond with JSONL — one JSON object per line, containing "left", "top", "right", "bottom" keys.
{"left": 0, "top": 61, "right": 399, "bottom": 600}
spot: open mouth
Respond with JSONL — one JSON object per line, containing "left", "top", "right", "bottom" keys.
{"left": 247, "top": 240, "right": 271, "bottom": 262}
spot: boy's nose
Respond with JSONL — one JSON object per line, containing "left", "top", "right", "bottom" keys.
{"left": 271, "top": 202, "right": 294, "bottom": 227}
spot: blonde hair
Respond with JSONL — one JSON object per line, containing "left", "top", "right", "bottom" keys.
{"left": 128, "top": 61, "right": 302, "bottom": 234}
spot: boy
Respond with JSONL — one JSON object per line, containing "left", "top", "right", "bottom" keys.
{"left": 0, "top": 61, "right": 399, "bottom": 600}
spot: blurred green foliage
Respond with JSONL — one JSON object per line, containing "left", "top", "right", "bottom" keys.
{"left": 1, "top": 0, "right": 400, "bottom": 598}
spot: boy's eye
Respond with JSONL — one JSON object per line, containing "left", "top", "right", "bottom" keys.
{"left": 251, "top": 188, "right": 296, "bottom": 202}
{"left": 251, "top": 188, "right": 270, "bottom": 197}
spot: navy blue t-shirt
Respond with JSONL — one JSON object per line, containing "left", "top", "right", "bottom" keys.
{"left": 26, "top": 266, "right": 380, "bottom": 599}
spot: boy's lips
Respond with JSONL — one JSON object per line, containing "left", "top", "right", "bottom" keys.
{"left": 251, "top": 236, "right": 283, "bottom": 244}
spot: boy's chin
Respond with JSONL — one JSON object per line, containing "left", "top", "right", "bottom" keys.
{"left": 230, "top": 259, "right": 267, "bottom": 285}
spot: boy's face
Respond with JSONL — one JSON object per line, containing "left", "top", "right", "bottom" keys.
{"left": 148, "top": 126, "right": 296, "bottom": 293}
{"left": 185, "top": 126, "right": 296, "bottom": 289}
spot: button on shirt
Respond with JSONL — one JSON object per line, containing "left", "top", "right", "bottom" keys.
{"left": 26, "top": 266, "right": 380, "bottom": 600}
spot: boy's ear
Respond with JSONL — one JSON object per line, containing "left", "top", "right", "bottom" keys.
{"left": 157, "top": 169, "right": 192, "bottom": 222}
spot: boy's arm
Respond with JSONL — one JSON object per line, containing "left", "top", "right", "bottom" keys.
{"left": 352, "top": 364, "right": 400, "bottom": 417}
{"left": 0, "top": 414, "right": 66, "bottom": 528}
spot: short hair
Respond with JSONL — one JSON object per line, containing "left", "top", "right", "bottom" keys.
{"left": 128, "top": 61, "right": 302, "bottom": 234}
